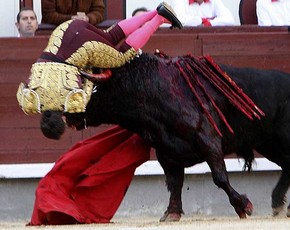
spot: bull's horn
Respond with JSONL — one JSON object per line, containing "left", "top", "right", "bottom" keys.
{"left": 80, "top": 69, "right": 112, "bottom": 82}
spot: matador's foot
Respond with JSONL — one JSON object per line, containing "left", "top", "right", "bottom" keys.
{"left": 157, "top": 2, "right": 183, "bottom": 29}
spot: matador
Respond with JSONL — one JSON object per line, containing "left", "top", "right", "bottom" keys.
{"left": 17, "top": 2, "right": 182, "bottom": 117}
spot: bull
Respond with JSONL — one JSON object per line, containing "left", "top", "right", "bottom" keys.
{"left": 62, "top": 52, "right": 290, "bottom": 221}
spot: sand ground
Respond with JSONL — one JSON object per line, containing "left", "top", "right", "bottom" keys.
{"left": 1, "top": 216, "right": 289, "bottom": 230}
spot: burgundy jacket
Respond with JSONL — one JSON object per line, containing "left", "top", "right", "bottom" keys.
{"left": 41, "top": 0, "right": 105, "bottom": 26}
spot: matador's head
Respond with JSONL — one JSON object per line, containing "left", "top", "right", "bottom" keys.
{"left": 16, "top": 62, "right": 94, "bottom": 139}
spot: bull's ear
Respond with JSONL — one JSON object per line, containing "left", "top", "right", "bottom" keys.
{"left": 80, "top": 69, "right": 112, "bottom": 82}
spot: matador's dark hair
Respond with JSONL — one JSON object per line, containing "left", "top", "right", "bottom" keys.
{"left": 40, "top": 110, "right": 65, "bottom": 140}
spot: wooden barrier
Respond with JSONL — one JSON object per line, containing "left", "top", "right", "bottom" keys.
{"left": 143, "top": 26, "right": 290, "bottom": 73}
{"left": 0, "top": 37, "right": 109, "bottom": 164}
{"left": 0, "top": 26, "right": 289, "bottom": 164}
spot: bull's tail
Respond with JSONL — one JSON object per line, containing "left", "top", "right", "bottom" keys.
{"left": 174, "top": 54, "right": 265, "bottom": 137}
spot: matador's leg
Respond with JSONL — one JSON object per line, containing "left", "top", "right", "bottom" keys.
{"left": 119, "top": 2, "right": 183, "bottom": 52}
{"left": 117, "top": 1, "right": 182, "bottom": 39}
{"left": 117, "top": 10, "right": 157, "bottom": 36}
{"left": 121, "top": 14, "right": 167, "bottom": 52}
{"left": 72, "top": 10, "right": 157, "bottom": 52}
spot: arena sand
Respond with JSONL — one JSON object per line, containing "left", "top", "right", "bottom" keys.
{"left": 0, "top": 216, "right": 289, "bottom": 230}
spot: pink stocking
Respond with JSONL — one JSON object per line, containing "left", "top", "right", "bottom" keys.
{"left": 124, "top": 14, "right": 166, "bottom": 51}
{"left": 118, "top": 10, "right": 157, "bottom": 36}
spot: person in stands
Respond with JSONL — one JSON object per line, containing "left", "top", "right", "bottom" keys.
{"left": 15, "top": 7, "right": 38, "bottom": 37}
{"left": 132, "top": 7, "right": 149, "bottom": 17}
{"left": 41, "top": 0, "right": 105, "bottom": 26}
{"left": 169, "top": 0, "right": 235, "bottom": 26}
{"left": 256, "top": 0, "right": 290, "bottom": 26}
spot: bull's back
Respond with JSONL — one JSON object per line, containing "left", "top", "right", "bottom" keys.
{"left": 221, "top": 65, "right": 290, "bottom": 116}
{"left": 220, "top": 65, "right": 290, "bottom": 153}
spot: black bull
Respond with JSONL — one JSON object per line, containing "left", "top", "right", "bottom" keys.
{"left": 65, "top": 53, "right": 290, "bottom": 220}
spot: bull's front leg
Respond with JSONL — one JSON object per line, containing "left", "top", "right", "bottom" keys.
{"left": 205, "top": 152, "right": 253, "bottom": 218}
{"left": 160, "top": 164, "right": 185, "bottom": 222}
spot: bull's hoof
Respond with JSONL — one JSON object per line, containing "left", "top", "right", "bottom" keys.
{"left": 238, "top": 213, "right": 247, "bottom": 219}
{"left": 272, "top": 206, "right": 284, "bottom": 216}
{"left": 237, "top": 199, "right": 253, "bottom": 218}
{"left": 245, "top": 201, "right": 254, "bottom": 216}
{"left": 160, "top": 212, "right": 181, "bottom": 222}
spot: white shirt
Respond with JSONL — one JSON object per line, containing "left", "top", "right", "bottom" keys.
{"left": 167, "top": 0, "right": 235, "bottom": 26}
{"left": 256, "top": 0, "right": 290, "bottom": 26}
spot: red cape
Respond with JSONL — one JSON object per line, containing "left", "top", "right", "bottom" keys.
{"left": 29, "top": 125, "right": 150, "bottom": 225}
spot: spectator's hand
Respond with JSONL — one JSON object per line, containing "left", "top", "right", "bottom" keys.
{"left": 202, "top": 18, "right": 212, "bottom": 27}
{"left": 71, "top": 12, "right": 89, "bottom": 22}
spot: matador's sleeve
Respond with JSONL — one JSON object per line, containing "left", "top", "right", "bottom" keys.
{"left": 65, "top": 41, "right": 139, "bottom": 69}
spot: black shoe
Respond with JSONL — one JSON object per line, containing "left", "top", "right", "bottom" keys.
{"left": 157, "top": 2, "right": 183, "bottom": 29}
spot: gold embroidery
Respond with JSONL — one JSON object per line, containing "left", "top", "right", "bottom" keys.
{"left": 44, "top": 20, "right": 71, "bottom": 55}
{"left": 66, "top": 46, "right": 89, "bottom": 68}
{"left": 66, "top": 41, "right": 138, "bottom": 68}
{"left": 17, "top": 62, "right": 93, "bottom": 115}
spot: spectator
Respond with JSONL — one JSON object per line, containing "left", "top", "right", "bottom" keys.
{"left": 256, "top": 0, "right": 290, "bottom": 26}
{"left": 168, "top": 0, "right": 235, "bottom": 26}
{"left": 15, "top": 7, "right": 38, "bottom": 37}
{"left": 132, "top": 7, "right": 149, "bottom": 17}
{"left": 41, "top": 0, "right": 105, "bottom": 26}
